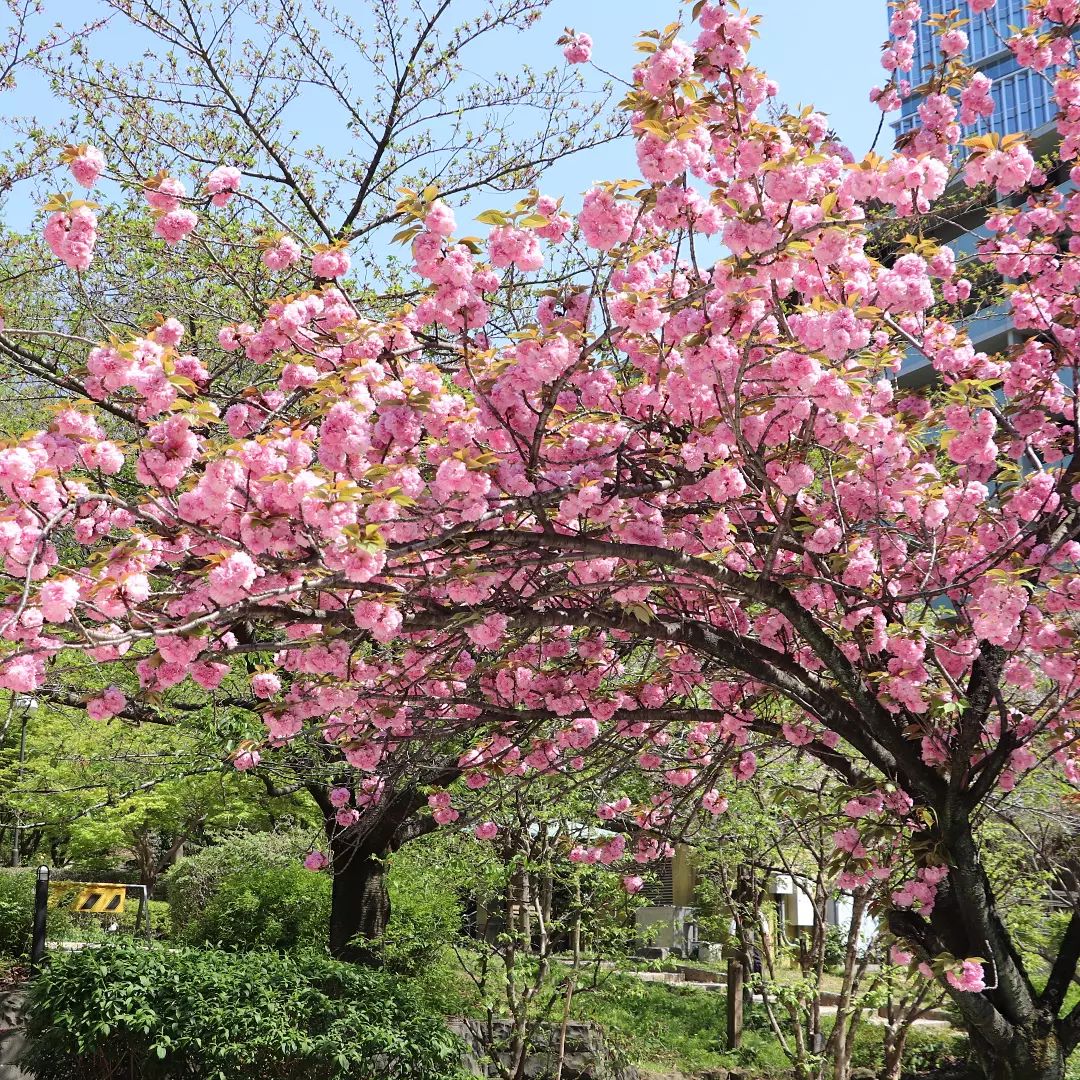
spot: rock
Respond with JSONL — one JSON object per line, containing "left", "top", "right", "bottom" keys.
{"left": 0, "top": 989, "right": 29, "bottom": 1080}
{"left": 448, "top": 1018, "right": 638, "bottom": 1080}
{"left": 635, "top": 947, "right": 669, "bottom": 962}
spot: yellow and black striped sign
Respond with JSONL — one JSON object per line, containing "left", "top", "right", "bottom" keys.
{"left": 72, "top": 886, "right": 125, "bottom": 914}
{"left": 48, "top": 881, "right": 126, "bottom": 914}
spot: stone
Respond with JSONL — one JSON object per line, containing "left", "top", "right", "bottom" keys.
{"left": 0, "top": 990, "right": 29, "bottom": 1080}
{"left": 634, "top": 947, "right": 669, "bottom": 961}
{"left": 448, "top": 1018, "right": 638, "bottom": 1080}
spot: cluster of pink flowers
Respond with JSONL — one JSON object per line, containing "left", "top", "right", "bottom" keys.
{"left": 154, "top": 208, "right": 198, "bottom": 246}
{"left": 891, "top": 865, "right": 949, "bottom": 917}
{"left": 579, "top": 188, "right": 636, "bottom": 250}
{"left": 262, "top": 234, "right": 302, "bottom": 271}
{"left": 946, "top": 960, "right": 987, "bottom": 994}
{"left": 964, "top": 141, "right": 1036, "bottom": 194}
{"left": 251, "top": 672, "right": 282, "bottom": 698}
{"left": 67, "top": 144, "right": 105, "bottom": 188}
{"left": 86, "top": 687, "right": 127, "bottom": 721}
{"left": 960, "top": 72, "right": 995, "bottom": 125}
{"left": 428, "top": 791, "right": 459, "bottom": 825}
{"left": 311, "top": 245, "right": 351, "bottom": 278}
{"left": 561, "top": 30, "right": 591, "bottom": 64}
{"left": 233, "top": 747, "right": 261, "bottom": 771}
{"left": 44, "top": 206, "right": 98, "bottom": 271}
{"left": 938, "top": 28, "right": 968, "bottom": 58}
{"left": 145, "top": 175, "right": 186, "bottom": 210}
{"left": 142, "top": 176, "right": 199, "bottom": 245}
{"left": 204, "top": 165, "right": 242, "bottom": 206}
{"left": 640, "top": 39, "right": 695, "bottom": 98}
{"left": 969, "top": 581, "right": 1029, "bottom": 647}
{"left": 303, "top": 851, "right": 328, "bottom": 871}
{"left": 487, "top": 225, "right": 543, "bottom": 272}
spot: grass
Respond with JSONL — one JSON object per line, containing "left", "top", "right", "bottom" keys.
{"left": 565, "top": 971, "right": 985, "bottom": 1079}
{"left": 569, "top": 974, "right": 796, "bottom": 1078}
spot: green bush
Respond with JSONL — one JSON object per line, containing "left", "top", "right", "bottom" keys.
{"left": 900, "top": 1025, "right": 972, "bottom": 1076}
{"left": 384, "top": 838, "right": 466, "bottom": 975}
{"left": 822, "top": 924, "right": 847, "bottom": 972}
{"left": 180, "top": 863, "right": 330, "bottom": 951}
{"left": 23, "top": 943, "right": 465, "bottom": 1080}
{"left": 0, "top": 870, "right": 78, "bottom": 957}
{"left": 0, "top": 869, "right": 33, "bottom": 958}
{"left": 163, "top": 830, "right": 316, "bottom": 938}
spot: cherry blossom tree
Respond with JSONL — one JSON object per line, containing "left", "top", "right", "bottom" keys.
{"left": 0, "top": 0, "right": 1079, "bottom": 1077}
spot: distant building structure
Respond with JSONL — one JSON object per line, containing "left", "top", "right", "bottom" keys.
{"left": 894, "top": 0, "right": 1056, "bottom": 142}
{"left": 888, "top": 1, "right": 1069, "bottom": 387}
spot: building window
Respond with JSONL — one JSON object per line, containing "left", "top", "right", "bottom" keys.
{"left": 642, "top": 858, "right": 675, "bottom": 905}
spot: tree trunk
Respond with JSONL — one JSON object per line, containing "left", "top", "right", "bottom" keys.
{"left": 971, "top": 1022, "right": 1067, "bottom": 1080}
{"left": 881, "top": 1025, "right": 904, "bottom": 1080}
{"left": 328, "top": 841, "right": 390, "bottom": 964}
{"left": 311, "top": 764, "right": 459, "bottom": 964}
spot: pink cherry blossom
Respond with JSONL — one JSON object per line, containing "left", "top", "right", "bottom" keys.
{"left": 311, "top": 247, "right": 350, "bottom": 278}
{"left": 251, "top": 672, "right": 282, "bottom": 699}
{"left": 154, "top": 208, "right": 198, "bottom": 246}
{"left": 205, "top": 165, "right": 242, "bottom": 207}
{"left": 233, "top": 748, "right": 261, "bottom": 771}
{"left": 946, "top": 960, "right": 986, "bottom": 993}
{"left": 262, "top": 234, "right": 302, "bottom": 271}
{"left": 44, "top": 206, "right": 98, "bottom": 271}
{"left": 144, "top": 176, "right": 186, "bottom": 212}
{"left": 561, "top": 31, "right": 592, "bottom": 64}
{"left": 87, "top": 687, "right": 127, "bottom": 721}
{"left": 67, "top": 144, "right": 105, "bottom": 188}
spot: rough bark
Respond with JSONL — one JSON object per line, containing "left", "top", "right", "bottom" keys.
{"left": 328, "top": 840, "right": 391, "bottom": 963}
{"left": 970, "top": 1021, "right": 1067, "bottom": 1080}
{"left": 314, "top": 763, "right": 460, "bottom": 963}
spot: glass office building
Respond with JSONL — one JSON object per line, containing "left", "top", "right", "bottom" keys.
{"left": 888, "top": 0, "right": 1066, "bottom": 378}
{"left": 893, "top": 0, "right": 1057, "bottom": 140}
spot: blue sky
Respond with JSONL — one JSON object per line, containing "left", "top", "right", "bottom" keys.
{"left": 551, "top": 0, "right": 889, "bottom": 152}
{"left": 0, "top": 0, "right": 892, "bottom": 228}
{"left": 531, "top": 0, "right": 890, "bottom": 201}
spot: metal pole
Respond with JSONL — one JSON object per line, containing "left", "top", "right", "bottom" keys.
{"left": 30, "top": 865, "right": 49, "bottom": 974}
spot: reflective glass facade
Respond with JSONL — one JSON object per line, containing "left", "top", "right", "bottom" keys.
{"left": 893, "top": 0, "right": 1058, "bottom": 139}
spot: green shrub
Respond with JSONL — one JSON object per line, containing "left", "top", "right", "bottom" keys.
{"left": 0, "top": 869, "right": 33, "bottom": 958}
{"left": 822, "top": 924, "right": 847, "bottom": 972}
{"left": 384, "top": 837, "right": 466, "bottom": 975}
{"left": 900, "top": 1025, "right": 972, "bottom": 1076}
{"left": 163, "top": 830, "right": 315, "bottom": 937}
{"left": 62, "top": 898, "right": 171, "bottom": 944}
{"left": 180, "top": 863, "right": 330, "bottom": 951}
{"left": 23, "top": 943, "right": 465, "bottom": 1080}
